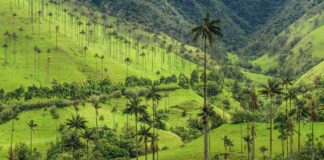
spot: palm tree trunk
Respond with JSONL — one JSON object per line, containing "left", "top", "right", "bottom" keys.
{"left": 30, "top": 128, "right": 33, "bottom": 149}
{"left": 297, "top": 109, "right": 301, "bottom": 160}
{"left": 145, "top": 138, "right": 148, "bottom": 160}
{"left": 252, "top": 108, "right": 255, "bottom": 160}
{"left": 282, "top": 139, "right": 285, "bottom": 158}
{"left": 152, "top": 100, "right": 156, "bottom": 160}
{"left": 86, "top": 140, "right": 89, "bottom": 160}
{"left": 135, "top": 112, "right": 138, "bottom": 160}
{"left": 270, "top": 97, "right": 273, "bottom": 160}
{"left": 203, "top": 37, "right": 208, "bottom": 160}
{"left": 289, "top": 99, "right": 293, "bottom": 160}
{"left": 10, "top": 119, "right": 15, "bottom": 158}
{"left": 311, "top": 121, "right": 314, "bottom": 160}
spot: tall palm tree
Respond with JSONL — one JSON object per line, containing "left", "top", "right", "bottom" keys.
{"left": 92, "top": 102, "right": 101, "bottom": 136}
{"left": 295, "top": 99, "right": 309, "bottom": 159}
{"left": 309, "top": 96, "right": 317, "bottom": 160}
{"left": 192, "top": 12, "right": 222, "bottom": 160}
{"left": 94, "top": 53, "right": 99, "bottom": 71}
{"left": 138, "top": 125, "right": 152, "bottom": 160}
{"left": 49, "top": 106, "right": 60, "bottom": 142}
{"left": 2, "top": 43, "right": 9, "bottom": 64}
{"left": 65, "top": 114, "right": 87, "bottom": 133}
{"left": 259, "top": 79, "right": 283, "bottom": 160}
{"left": 274, "top": 113, "right": 288, "bottom": 159}
{"left": 55, "top": 25, "right": 59, "bottom": 51}
{"left": 260, "top": 146, "right": 268, "bottom": 160}
{"left": 81, "top": 128, "right": 96, "bottom": 160}
{"left": 9, "top": 107, "right": 19, "bottom": 159}
{"left": 111, "top": 106, "right": 117, "bottom": 129}
{"left": 243, "top": 135, "right": 252, "bottom": 160}
{"left": 124, "top": 96, "right": 147, "bottom": 160}
{"left": 285, "top": 88, "right": 298, "bottom": 160}
{"left": 248, "top": 90, "right": 257, "bottom": 160}
{"left": 145, "top": 84, "right": 162, "bottom": 160}
{"left": 27, "top": 120, "right": 38, "bottom": 150}
{"left": 65, "top": 132, "right": 84, "bottom": 159}
{"left": 100, "top": 55, "right": 105, "bottom": 78}
{"left": 125, "top": 57, "right": 131, "bottom": 76}
{"left": 281, "top": 72, "right": 293, "bottom": 157}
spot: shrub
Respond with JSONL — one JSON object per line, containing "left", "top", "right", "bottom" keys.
{"left": 111, "top": 90, "right": 122, "bottom": 98}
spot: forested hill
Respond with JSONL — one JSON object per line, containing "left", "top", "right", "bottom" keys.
{"left": 94, "top": 0, "right": 322, "bottom": 54}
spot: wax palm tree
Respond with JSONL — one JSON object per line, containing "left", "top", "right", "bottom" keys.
{"left": 65, "top": 114, "right": 87, "bottom": 132}
{"left": 309, "top": 96, "right": 318, "bottom": 160}
{"left": 260, "top": 146, "right": 268, "bottom": 160}
{"left": 145, "top": 84, "right": 161, "bottom": 160}
{"left": 140, "top": 52, "right": 146, "bottom": 75}
{"left": 125, "top": 57, "right": 131, "bottom": 76}
{"left": 81, "top": 128, "right": 96, "bottom": 160}
{"left": 274, "top": 113, "right": 288, "bottom": 158}
{"left": 100, "top": 55, "right": 105, "bottom": 78}
{"left": 248, "top": 90, "right": 257, "bottom": 160}
{"left": 55, "top": 25, "right": 59, "bottom": 50}
{"left": 111, "top": 106, "right": 117, "bottom": 129}
{"left": 294, "top": 99, "right": 309, "bottom": 159}
{"left": 192, "top": 12, "right": 222, "bottom": 160}
{"left": 92, "top": 102, "right": 101, "bottom": 135}
{"left": 49, "top": 106, "right": 60, "bottom": 141}
{"left": 83, "top": 46, "right": 88, "bottom": 62}
{"left": 9, "top": 106, "right": 19, "bottom": 159}
{"left": 280, "top": 72, "right": 293, "bottom": 157}
{"left": 259, "top": 79, "right": 283, "bottom": 160}
{"left": 27, "top": 120, "right": 38, "bottom": 150}
{"left": 138, "top": 125, "right": 152, "bottom": 160}
{"left": 124, "top": 96, "right": 147, "bottom": 160}
{"left": 2, "top": 43, "right": 9, "bottom": 64}
{"left": 99, "top": 115, "right": 105, "bottom": 128}
{"left": 244, "top": 135, "right": 253, "bottom": 160}
{"left": 94, "top": 53, "right": 99, "bottom": 71}
{"left": 285, "top": 88, "right": 298, "bottom": 159}
{"left": 48, "top": 12, "right": 53, "bottom": 37}
{"left": 64, "top": 132, "right": 84, "bottom": 158}
{"left": 154, "top": 110, "right": 168, "bottom": 160}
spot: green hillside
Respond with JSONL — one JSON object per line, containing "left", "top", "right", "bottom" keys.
{"left": 0, "top": 0, "right": 323, "bottom": 160}
{"left": 0, "top": 0, "right": 199, "bottom": 90}
{"left": 138, "top": 123, "right": 324, "bottom": 160}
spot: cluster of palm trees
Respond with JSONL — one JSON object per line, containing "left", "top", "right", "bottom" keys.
{"left": 2, "top": 0, "right": 200, "bottom": 89}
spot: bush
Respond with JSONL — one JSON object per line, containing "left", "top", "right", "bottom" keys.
{"left": 178, "top": 74, "right": 190, "bottom": 89}
{"left": 111, "top": 90, "right": 122, "bottom": 98}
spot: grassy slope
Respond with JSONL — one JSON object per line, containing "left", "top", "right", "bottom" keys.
{"left": 295, "top": 61, "right": 324, "bottom": 85}
{"left": 252, "top": 54, "right": 279, "bottom": 72}
{"left": 138, "top": 123, "right": 324, "bottom": 160}
{"left": 0, "top": 89, "right": 205, "bottom": 157}
{"left": 0, "top": 0, "right": 197, "bottom": 90}
{"left": 253, "top": 8, "right": 324, "bottom": 73}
